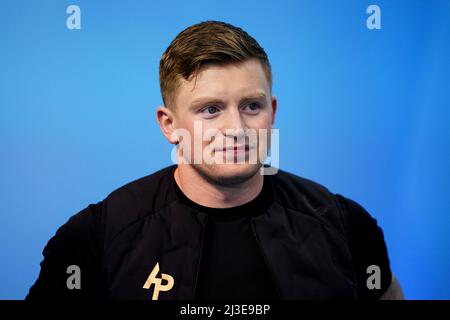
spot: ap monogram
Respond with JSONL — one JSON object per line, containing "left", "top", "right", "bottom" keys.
{"left": 142, "top": 262, "right": 174, "bottom": 300}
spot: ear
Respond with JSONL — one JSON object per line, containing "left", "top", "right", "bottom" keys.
{"left": 270, "top": 95, "right": 277, "bottom": 128}
{"left": 156, "top": 106, "right": 178, "bottom": 145}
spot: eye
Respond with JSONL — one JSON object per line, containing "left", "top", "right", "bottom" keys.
{"left": 243, "top": 102, "right": 261, "bottom": 113}
{"left": 201, "top": 106, "right": 220, "bottom": 117}
{"left": 202, "top": 106, "right": 219, "bottom": 114}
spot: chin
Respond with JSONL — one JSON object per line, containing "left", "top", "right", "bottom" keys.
{"left": 193, "top": 163, "right": 262, "bottom": 186}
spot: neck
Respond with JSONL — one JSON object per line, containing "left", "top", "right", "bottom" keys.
{"left": 174, "top": 164, "right": 263, "bottom": 208}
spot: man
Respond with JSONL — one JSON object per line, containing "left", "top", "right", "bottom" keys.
{"left": 26, "top": 20, "right": 404, "bottom": 300}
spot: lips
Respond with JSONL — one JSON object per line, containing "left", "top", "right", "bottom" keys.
{"left": 215, "top": 145, "right": 255, "bottom": 152}
{"left": 223, "top": 145, "right": 247, "bottom": 151}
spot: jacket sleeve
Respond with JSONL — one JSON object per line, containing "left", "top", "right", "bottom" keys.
{"left": 25, "top": 202, "right": 104, "bottom": 300}
{"left": 335, "top": 194, "right": 392, "bottom": 300}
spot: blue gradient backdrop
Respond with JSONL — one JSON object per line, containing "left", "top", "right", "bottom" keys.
{"left": 1, "top": 0, "right": 449, "bottom": 299}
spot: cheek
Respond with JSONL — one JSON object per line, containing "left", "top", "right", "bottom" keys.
{"left": 249, "top": 114, "right": 273, "bottom": 130}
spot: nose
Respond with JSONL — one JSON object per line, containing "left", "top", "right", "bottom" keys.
{"left": 221, "top": 108, "right": 248, "bottom": 140}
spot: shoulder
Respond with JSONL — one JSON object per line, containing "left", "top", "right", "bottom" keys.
{"left": 333, "top": 193, "right": 386, "bottom": 241}
{"left": 269, "top": 168, "right": 350, "bottom": 235}
{"left": 57, "top": 165, "right": 176, "bottom": 248}
{"left": 27, "top": 166, "right": 177, "bottom": 299}
{"left": 99, "top": 165, "right": 177, "bottom": 242}
{"left": 270, "top": 169, "right": 393, "bottom": 299}
{"left": 26, "top": 202, "right": 104, "bottom": 299}
{"left": 270, "top": 167, "right": 338, "bottom": 208}
{"left": 39, "top": 203, "right": 103, "bottom": 260}
{"left": 269, "top": 168, "right": 381, "bottom": 226}
{"left": 103, "top": 165, "right": 177, "bottom": 213}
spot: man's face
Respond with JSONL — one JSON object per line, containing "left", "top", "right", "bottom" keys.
{"left": 172, "top": 58, "right": 277, "bottom": 186}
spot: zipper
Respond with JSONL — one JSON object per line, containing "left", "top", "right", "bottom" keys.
{"left": 193, "top": 214, "right": 208, "bottom": 299}
{"left": 251, "top": 219, "right": 283, "bottom": 300}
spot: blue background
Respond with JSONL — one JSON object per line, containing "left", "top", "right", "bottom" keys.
{"left": 1, "top": 0, "right": 449, "bottom": 299}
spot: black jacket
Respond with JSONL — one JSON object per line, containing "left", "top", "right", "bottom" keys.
{"left": 26, "top": 165, "right": 391, "bottom": 300}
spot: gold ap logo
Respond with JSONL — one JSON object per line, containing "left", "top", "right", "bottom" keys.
{"left": 142, "top": 262, "right": 174, "bottom": 300}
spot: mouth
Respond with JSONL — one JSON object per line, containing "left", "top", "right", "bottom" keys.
{"left": 216, "top": 145, "right": 255, "bottom": 153}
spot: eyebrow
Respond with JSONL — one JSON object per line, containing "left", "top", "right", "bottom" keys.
{"left": 188, "top": 92, "right": 267, "bottom": 110}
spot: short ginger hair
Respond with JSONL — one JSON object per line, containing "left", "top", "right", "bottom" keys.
{"left": 159, "top": 20, "right": 272, "bottom": 110}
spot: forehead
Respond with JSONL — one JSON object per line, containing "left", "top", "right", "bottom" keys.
{"left": 175, "top": 59, "right": 270, "bottom": 103}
